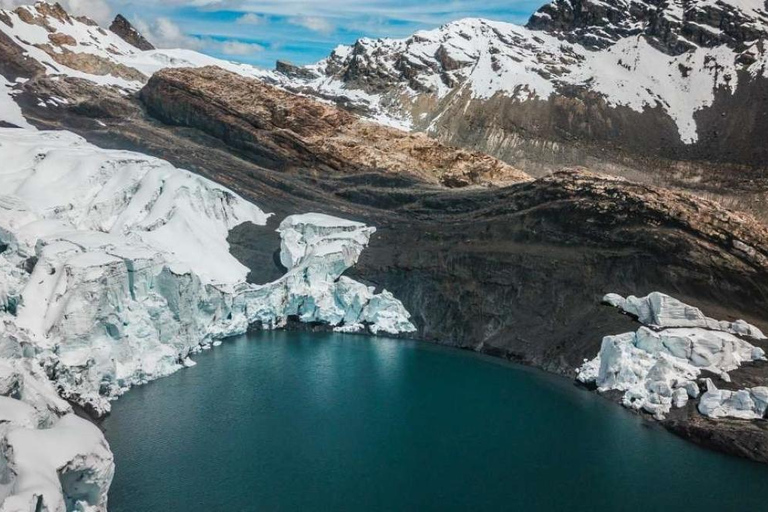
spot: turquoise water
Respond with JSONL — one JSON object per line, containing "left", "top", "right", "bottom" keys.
{"left": 103, "top": 332, "right": 768, "bottom": 511}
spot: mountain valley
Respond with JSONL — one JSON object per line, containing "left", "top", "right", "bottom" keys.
{"left": 1, "top": 1, "right": 768, "bottom": 510}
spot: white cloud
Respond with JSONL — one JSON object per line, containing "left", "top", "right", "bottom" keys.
{"left": 288, "top": 15, "right": 333, "bottom": 34}
{"left": 217, "top": 39, "right": 264, "bottom": 55}
{"left": 133, "top": 16, "right": 204, "bottom": 49}
{"left": 0, "top": 0, "right": 28, "bottom": 8}
{"left": 236, "top": 12, "right": 265, "bottom": 25}
{"left": 132, "top": 15, "right": 262, "bottom": 57}
{"left": 63, "top": 0, "right": 113, "bottom": 25}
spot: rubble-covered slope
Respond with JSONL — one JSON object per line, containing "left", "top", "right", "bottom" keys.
{"left": 140, "top": 66, "right": 529, "bottom": 188}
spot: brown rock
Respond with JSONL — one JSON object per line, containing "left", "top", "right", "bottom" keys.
{"left": 139, "top": 66, "right": 530, "bottom": 187}
{"left": 48, "top": 32, "right": 76, "bottom": 46}
{"left": 0, "top": 24, "right": 45, "bottom": 80}
{"left": 34, "top": 43, "right": 146, "bottom": 82}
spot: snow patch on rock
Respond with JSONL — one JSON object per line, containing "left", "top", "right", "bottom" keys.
{"left": 579, "top": 292, "right": 766, "bottom": 419}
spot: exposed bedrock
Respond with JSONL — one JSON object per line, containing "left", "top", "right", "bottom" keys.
{"left": 425, "top": 77, "right": 768, "bottom": 218}
{"left": 109, "top": 14, "right": 155, "bottom": 52}
{"left": 138, "top": 66, "right": 529, "bottom": 188}
{"left": 346, "top": 174, "right": 768, "bottom": 374}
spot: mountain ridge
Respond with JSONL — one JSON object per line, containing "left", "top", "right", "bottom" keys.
{"left": 271, "top": 0, "right": 768, "bottom": 219}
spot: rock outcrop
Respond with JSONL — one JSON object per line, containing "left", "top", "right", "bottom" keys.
{"left": 139, "top": 66, "right": 530, "bottom": 188}
{"left": 109, "top": 14, "right": 154, "bottom": 51}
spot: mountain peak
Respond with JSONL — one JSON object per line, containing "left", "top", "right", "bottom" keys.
{"left": 109, "top": 14, "right": 155, "bottom": 51}
{"left": 527, "top": 0, "right": 768, "bottom": 54}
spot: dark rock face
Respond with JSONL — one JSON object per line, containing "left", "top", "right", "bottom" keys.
{"left": 275, "top": 60, "right": 318, "bottom": 80}
{"left": 423, "top": 75, "right": 768, "bottom": 220}
{"left": 0, "top": 26, "right": 44, "bottom": 80}
{"left": 109, "top": 14, "right": 154, "bottom": 51}
{"left": 528, "top": 0, "right": 768, "bottom": 55}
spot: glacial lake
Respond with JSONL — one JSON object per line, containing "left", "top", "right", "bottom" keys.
{"left": 103, "top": 331, "right": 768, "bottom": 511}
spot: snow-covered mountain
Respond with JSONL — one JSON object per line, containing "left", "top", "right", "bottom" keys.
{"left": 2, "top": 0, "right": 767, "bottom": 181}
{"left": 0, "top": 1, "right": 273, "bottom": 131}
{"left": 276, "top": 0, "right": 768, "bottom": 179}
{"left": 0, "top": 2, "right": 268, "bottom": 89}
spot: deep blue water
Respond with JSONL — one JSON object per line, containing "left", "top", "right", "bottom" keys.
{"left": 102, "top": 332, "right": 768, "bottom": 511}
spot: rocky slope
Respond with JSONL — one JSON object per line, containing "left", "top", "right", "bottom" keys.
{"left": 109, "top": 14, "right": 154, "bottom": 51}
{"left": 140, "top": 66, "right": 529, "bottom": 188}
{"left": 274, "top": 0, "right": 768, "bottom": 218}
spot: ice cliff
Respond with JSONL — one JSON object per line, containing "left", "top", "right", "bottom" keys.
{"left": 0, "top": 316, "right": 114, "bottom": 512}
{"left": 578, "top": 292, "right": 766, "bottom": 419}
{"left": 0, "top": 128, "right": 415, "bottom": 511}
{"left": 239, "top": 213, "right": 417, "bottom": 335}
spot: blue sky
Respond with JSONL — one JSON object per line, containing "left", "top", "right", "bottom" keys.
{"left": 95, "top": 0, "right": 544, "bottom": 68}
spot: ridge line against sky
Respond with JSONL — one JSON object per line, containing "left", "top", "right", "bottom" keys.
{"left": 0, "top": 0, "right": 543, "bottom": 67}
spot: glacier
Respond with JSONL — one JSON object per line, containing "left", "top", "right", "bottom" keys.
{"left": 698, "top": 378, "right": 768, "bottom": 420}
{"left": 578, "top": 292, "right": 766, "bottom": 419}
{"left": 0, "top": 128, "right": 415, "bottom": 511}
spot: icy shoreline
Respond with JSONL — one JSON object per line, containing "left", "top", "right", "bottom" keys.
{"left": 578, "top": 292, "right": 768, "bottom": 421}
{"left": 0, "top": 128, "right": 415, "bottom": 512}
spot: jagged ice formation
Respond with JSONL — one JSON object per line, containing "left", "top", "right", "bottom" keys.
{"left": 578, "top": 292, "right": 766, "bottom": 419}
{"left": 0, "top": 128, "right": 415, "bottom": 511}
